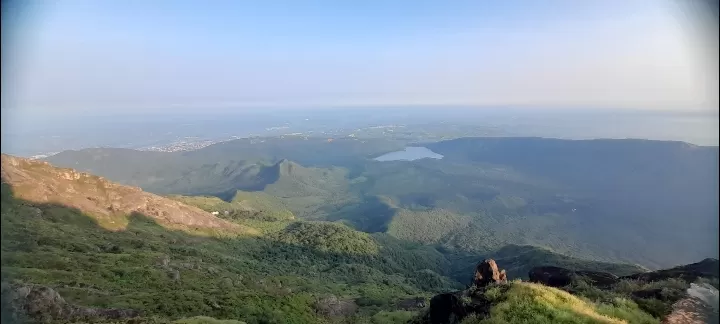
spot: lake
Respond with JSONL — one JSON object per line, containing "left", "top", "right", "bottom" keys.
{"left": 373, "top": 146, "right": 444, "bottom": 161}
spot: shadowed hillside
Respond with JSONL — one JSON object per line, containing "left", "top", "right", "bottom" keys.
{"left": 0, "top": 154, "right": 666, "bottom": 323}
{"left": 0, "top": 183, "right": 457, "bottom": 323}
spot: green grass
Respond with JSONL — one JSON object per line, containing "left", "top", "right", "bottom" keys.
{"left": 566, "top": 277, "right": 689, "bottom": 319}
{"left": 168, "top": 191, "right": 295, "bottom": 222}
{"left": 369, "top": 310, "right": 416, "bottom": 324}
{"left": 1, "top": 183, "right": 458, "bottom": 323}
{"left": 467, "top": 282, "right": 658, "bottom": 324}
{"left": 174, "top": 316, "right": 247, "bottom": 324}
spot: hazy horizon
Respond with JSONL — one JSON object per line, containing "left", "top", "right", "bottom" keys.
{"left": 2, "top": 0, "right": 718, "bottom": 156}
{"left": 2, "top": 0, "right": 718, "bottom": 117}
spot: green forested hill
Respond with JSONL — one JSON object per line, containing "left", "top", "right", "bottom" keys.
{"left": 167, "top": 191, "right": 295, "bottom": 222}
{"left": 0, "top": 182, "right": 453, "bottom": 323}
{"left": 0, "top": 185, "right": 649, "bottom": 323}
{"left": 45, "top": 137, "right": 719, "bottom": 269}
{"left": 1, "top": 154, "right": 655, "bottom": 323}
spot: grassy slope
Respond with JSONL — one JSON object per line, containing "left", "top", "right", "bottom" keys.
{"left": 168, "top": 191, "right": 295, "bottom": 222}
{"left": 463, "top": 282, "right": 658, "bottom": 324}
{"left": 1, "top": 182, "right": 462, "bottom": 323}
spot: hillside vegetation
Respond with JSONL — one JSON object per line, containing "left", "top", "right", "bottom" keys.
{"left": 46, "top": 137, "right": 719, "bottom": 268}
{"left": 271, "top": 222, "right": 380, "bottom": 255}
{"left": 0, "top": 185, "right": 451, "bottom": 323}
{"left": 1, "top": 155, "right": 666, "bottom": 323}
{"left": 168, "top": 191, "right": 295, "bottom": 222}
{"left": 461, "top": 282, "right": 658, "bottom": 324}
{"left": 411, "top": 259, "right": 718, "bottom": 324}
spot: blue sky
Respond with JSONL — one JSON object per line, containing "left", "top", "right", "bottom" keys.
{"left": 3, "top": 0, "right": 717, "bottom": 116}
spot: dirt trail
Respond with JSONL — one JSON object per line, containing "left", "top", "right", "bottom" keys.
{"left": 663, "top": 283, "right": 718, "bottom": 324}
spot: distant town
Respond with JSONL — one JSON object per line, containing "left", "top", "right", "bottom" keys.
{"left": 140, "top": 139, "right": 222, "bottom": 153}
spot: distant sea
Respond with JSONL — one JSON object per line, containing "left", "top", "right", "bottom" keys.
{"left": 2, "top": 107, "right": 717, "bottom": 157}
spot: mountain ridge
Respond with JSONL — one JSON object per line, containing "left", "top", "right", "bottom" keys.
{"left": 0, "top": 154, "right": 257, "bottom": 236}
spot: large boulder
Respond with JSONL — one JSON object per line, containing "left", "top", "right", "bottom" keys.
{"left": 428, "top": 293, "right": 466, "bottom": 324}
{"left": 473, "top": 259, "right": 507, "bottom": 287}
{"left": 410, "top": 259, "right": 510, "bottom": 324}
{"left": 528, "top": 266, "right": 575, "bottom": 287}
{"left": 412, "top": 286, "right": 505, "bottom": 324}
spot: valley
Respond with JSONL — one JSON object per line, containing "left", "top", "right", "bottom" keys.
{"left": 1, "top": 135, "right": 718, "bottom": 323}
{"left": 2, "top": 153, "right": 664, "bottom": 324}
{"left": 45, "top": 136, "right": 719, "bottom": 269}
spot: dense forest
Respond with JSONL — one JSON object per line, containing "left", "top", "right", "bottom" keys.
{"left": 47, "top": 137, "right": 719, "bottom": 268}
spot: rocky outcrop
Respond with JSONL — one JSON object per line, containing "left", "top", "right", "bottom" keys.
{"left": 411, "top": 285, "right": 509, "bottom": 324}
{"left": 1, "top": 283, "right": 140, "bottom": 323}
{"left": 529, "top": 258, "right": 719, "bottom": 289}
{"left": 415, "top": 258, "right": 719, "bottom": 324}
{"left": 623, "top": 258, "right": 719, "bottom": 283}
{"left": 427, "top": 293, "right": 467, "bottom": 323}
{"left": 528, "top": 266, "right": 619, "bottom": 288}
{"left": 411, "top": 259, "right": 509, "bottom": 324}
{"left": 473, "top": 259, "right": 507, "bottom": 287}
{"left": 314, "top": 295, "right": 358, "bottom": 317}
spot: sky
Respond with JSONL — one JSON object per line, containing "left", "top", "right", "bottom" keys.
{"left": 2, "top": 0, "right": 719, "bottom": 117}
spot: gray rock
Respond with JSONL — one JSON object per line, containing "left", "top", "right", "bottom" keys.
{"left": 315, "top": 295, "right": 358, "bottom": 317}
{"left": 169, "top": 269, "right": 181, "bottom": 281}
{"left": 27, "top": 207, "right": 43, "bottom": 218}
{"left": 1, "top": 283, "right": 140, "bottom": 322}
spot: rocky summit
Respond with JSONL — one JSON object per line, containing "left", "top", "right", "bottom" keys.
{"left": 411, "top": 258, "right": 719, "bottom": 324}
